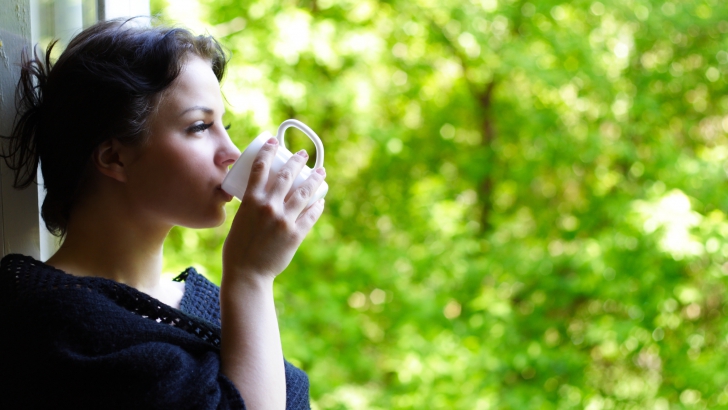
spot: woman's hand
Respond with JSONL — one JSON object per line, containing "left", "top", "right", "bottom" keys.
{"left": 220, "top": 137, "right": 325, "bottom": 410}
{"left": 222, "top": 137, "right": 326, "bottom": 280}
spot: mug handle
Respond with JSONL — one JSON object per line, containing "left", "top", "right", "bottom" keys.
{"left": 276, "top": 119, "right": 324, "bottom": 169}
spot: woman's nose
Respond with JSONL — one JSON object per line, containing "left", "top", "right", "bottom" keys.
{"left": 217, "top": 131, "right": 241, "bottom": 168}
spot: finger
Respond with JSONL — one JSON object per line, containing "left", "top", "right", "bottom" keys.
{"left": 285, "top": 167, "right": 325, "bottom": 215}
{"left": 295, "top": 198, "right": 325, "bottom": 233}
{"left": 246, "top": 138, "right": 278, "bottom": 195}
{"left": 268, "top": 149, "right": 308, "bottom": 201}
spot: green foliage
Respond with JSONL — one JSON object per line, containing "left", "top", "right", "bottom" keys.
{"left": 155, "top": 0, "right": 728, "bottom": 408}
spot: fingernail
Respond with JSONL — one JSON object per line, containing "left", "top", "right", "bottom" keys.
{"left": 266, "top": 137, "right": 278, "bottom": 145}
{"left": 315, "top": 167, "right": 326, "bottom": 176}
{"left": 297, "top": 149, "right": 308, "bottom": 158}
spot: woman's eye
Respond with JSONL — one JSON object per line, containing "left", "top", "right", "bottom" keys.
{"left": 187, "top": 122, "right": 214, "bottom": 133}
{"left": 224, "top": 123, "right": 231, "bottom": 131}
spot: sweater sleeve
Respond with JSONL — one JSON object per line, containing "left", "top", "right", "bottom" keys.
{"left": 45, "top": 341, "right": 309, "bottom": 410}
{"left": 42, "top": 341, "right": 245, "bottom": 410}
{"left": 4, "top": 324, "right": 309, "bottom": 410}
{"left": 181, "top": 269, "right": 311, "bottom": 410}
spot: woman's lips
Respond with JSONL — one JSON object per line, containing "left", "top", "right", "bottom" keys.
{"left": 217, "top": 186, "right": 234, "bottom": 202}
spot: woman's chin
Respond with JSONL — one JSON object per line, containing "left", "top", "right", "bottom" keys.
{"left": 180, "top": 208, "right": 227, "bottom": 229}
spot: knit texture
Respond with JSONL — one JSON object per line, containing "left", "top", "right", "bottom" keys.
{"left": 0, "top": 254, "right": 310, "bottom": 410}
{"left": 175, "top": 267, "right": 222, "bottom": 326}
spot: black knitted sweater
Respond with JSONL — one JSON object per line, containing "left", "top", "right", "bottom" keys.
{"left": 0, "top": 254, "right": 310, "bottom": 409}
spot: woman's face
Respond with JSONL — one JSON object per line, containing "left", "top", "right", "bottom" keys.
{"left": 122, "top": 55, "right": 240, "bottom": 229}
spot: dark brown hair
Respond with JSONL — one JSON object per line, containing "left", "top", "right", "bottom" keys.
{"left": 2, "top": 19, "right": 227, "bottom": 237}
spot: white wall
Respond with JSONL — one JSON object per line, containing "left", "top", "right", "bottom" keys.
{"left": 0, "top": 0, "right": 45, "bottom": 259}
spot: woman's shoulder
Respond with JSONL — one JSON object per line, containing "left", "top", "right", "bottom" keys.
{"left": 2, "top": 253, "right": 224, "bottom": 347}
{"left": 2, "top": 252, "right": 48, "bottom": 274}
{"left": 1, "top": 253, "right": 221, "bottom": 322}
{"left": 0, "top": 253, "right": 144, "bottom": 321}
{"left": 0, "top": 253, "right": 84, "bottom": 297}
{"left": 1, "top": 253, "right": 146, "bottom": 300}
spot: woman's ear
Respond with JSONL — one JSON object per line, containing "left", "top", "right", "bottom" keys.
{"left": 92, "top": 139, "right": 128, "bottom": 183}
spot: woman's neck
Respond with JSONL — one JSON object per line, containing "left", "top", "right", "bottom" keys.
{"left": 45, "top": 196, "right": 173, "bottom": 301}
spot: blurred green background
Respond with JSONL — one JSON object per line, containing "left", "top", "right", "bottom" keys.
{"left": 152, "top": 0, "right": 728, "bottom": 408}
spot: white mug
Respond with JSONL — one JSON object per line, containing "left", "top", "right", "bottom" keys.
{"left": 221, "top": 119, "right": 329, "bottom": 207}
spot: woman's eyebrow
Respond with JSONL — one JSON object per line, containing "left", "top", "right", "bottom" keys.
{"left": 179, "top": 106, "right": 213, "bottom": 117}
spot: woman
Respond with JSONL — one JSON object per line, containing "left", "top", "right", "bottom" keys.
{"left": 0, "top": 19, "right": 325, "bottom": 409}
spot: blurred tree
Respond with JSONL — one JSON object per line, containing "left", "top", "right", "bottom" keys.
{"left": 153, "top": 0, "right": 728, "bottom": 408}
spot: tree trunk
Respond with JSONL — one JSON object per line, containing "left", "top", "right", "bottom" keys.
{"left": 476, "top": 81, "right": 496, "bottom": 232}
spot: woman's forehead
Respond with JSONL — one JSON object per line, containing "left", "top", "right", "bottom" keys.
{"left": 158, "top": 56, "right": 223, "bottom": 117}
